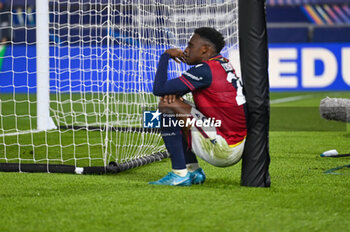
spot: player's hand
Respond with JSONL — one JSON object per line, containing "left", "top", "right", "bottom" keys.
{"left": 160, "top": 94, "right": 178, "bottom": 104}
{"left": 165, "top": 48, "right": 186, "bottom": 64}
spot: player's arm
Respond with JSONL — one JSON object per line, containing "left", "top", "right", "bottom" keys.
{"left": 153, "top": 50, "right": 189, "bottom": 96}
{"left": 153, "top": 49, "right": 212, "bottom": 96}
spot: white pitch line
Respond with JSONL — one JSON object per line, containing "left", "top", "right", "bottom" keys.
{"left": 76, "top": 118, "right": 142, "bottom": 127}
{"left": 0, "top": 129, "right": 43, "bottom": 137}
{"left": 270, "top": 95, "right": 314, "bottom": 104}
{"left": 0, "top": 119, "right": 143, "bottom": 137}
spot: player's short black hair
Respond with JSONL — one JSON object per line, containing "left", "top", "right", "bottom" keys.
{"left": 194, "top": 27, "right": 225, "bottom": 54}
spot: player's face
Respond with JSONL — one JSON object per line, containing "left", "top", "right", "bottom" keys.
{"left": 184, "top": 34, "right": 207, "bottom": 65}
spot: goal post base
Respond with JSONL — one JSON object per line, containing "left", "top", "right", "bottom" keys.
{"left": 0, "top": 152, "right": 169, "bottom": 174}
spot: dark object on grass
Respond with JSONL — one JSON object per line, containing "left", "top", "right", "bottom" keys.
{"left": 324, "top": 153, "right": 350, "bottom": 158}
{"left": 324, "top": 164, "right": 350, "bottom": 175}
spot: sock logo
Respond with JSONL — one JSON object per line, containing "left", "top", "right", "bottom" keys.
{"left": 143, "top": 110, "right": 162, "bottom": 128}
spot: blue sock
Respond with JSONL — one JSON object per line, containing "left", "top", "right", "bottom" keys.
{"left": 161, "top": 116, "right": 186, "bottom": 170}
{"left": 183, "top": 139, "right": 198, "bottom": 164}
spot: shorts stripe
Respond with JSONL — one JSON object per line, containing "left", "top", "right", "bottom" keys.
{"left": 195, "top": 125, "right": 209, "bottom": 139}
{"left": 228, "top": 136, "right": 246, "bottom": 148}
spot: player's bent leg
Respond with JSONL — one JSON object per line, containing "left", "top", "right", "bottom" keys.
{"left": 157, "top": 97, "right": 207, "bottom": 184}
{"left": 148, "top": 97, "right": 195, "bottom": 186}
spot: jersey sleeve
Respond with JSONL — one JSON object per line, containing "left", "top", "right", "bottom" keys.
{"left": 178, "top": 63, "right": 212, "bottom": 91}
{"left": 153, "top": 53, "right": 191, "bottom": 96}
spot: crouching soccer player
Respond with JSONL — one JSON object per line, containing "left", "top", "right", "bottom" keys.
{"left": 149, "top": 27, "right": 247, "bottom": 186}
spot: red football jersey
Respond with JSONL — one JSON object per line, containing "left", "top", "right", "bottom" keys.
{"left": 186, "top": 56, "right": 247, "bottom": 145}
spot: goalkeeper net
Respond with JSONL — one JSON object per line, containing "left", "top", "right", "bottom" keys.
{"left": 0, "top": 0, "right": 239, "bottom": 173}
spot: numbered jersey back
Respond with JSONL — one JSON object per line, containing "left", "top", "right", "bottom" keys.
{"left": 192, "top": 57, "right": 247, "bottom": 145}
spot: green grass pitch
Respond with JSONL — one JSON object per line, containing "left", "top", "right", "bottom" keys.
{"left": 1, "top": 91, "right": 350, "bottom": 231}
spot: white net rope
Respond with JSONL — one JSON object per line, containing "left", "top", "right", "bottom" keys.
{"left": 0, "top": 0, "right": 238, "bottom": 167}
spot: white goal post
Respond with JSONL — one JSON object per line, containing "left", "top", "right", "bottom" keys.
{"left": 0, "top": 0, "right": 240, "bottom": 174}
{"left": 36, "top": 0, "right": 57, "bottom": 131}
